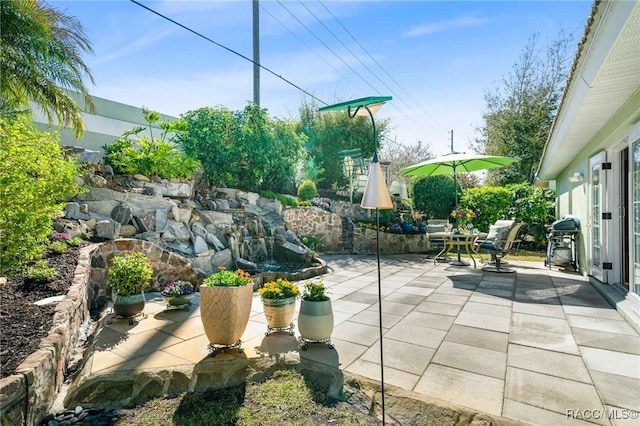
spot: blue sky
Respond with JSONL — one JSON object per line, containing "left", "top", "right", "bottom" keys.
{"left": 52, "top": 0, "right": 592, "bottom": 156}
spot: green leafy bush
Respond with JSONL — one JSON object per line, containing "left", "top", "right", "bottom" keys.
{"left": 25, "top": 260, "right": 56, "bottom": 283}
{"left": 48, "top": 240, "right": 68, "bottom": 254}
{"left": 300, "top": 235, "right": 319, "bottom": 251}
{"left": 108, "top": 252, "right": 153, "bottom": 296}
{"left": 409, "top": 175, "right": 458, "bottom": 220}
{"left": 460, "top": 186, "right": 513, "bottom": 231}
{"left": 301, "top": 280, "right": 329, "bottom": 302}
{"left": 203, "top": 268, "right": 253, "bottom": 287}
{"left": 104, "top": 107, "right": 200, "bottom": 179}
{"left": 297, "top": 180, "right": 319, "bottom": 201}
{"left": 0, "top": 114, "right": 83, "bottom": 274}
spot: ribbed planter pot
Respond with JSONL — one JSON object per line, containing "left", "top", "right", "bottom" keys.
{"left": 199, "top": 285, "right": 253, "bottom": 347}
{"left": 298, "top": 299, "right": 334, "bottom": 340}
{"left": 112, "top": 291, "right": 145, "bottom": 318}
{"left": 262, "top": 296, "right": 296, "bottom": 335}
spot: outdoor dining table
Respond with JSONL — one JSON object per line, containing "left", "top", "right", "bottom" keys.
{"left": 429, "top": 231, "right": 487, "bottom": 269}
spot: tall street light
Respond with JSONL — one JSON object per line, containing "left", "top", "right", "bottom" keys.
{"left": 319, "top": 96, "right": 392, "bottom": 424}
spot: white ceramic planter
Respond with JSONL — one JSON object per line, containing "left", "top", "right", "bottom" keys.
{"left": 298, "top": 299, "right": 334, "bottom": 341}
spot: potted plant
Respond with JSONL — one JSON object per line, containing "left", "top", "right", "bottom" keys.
{"left": 199, "top": 267, "right": 253, "bottom": 356}
{"left": 297, "top": 280, "right": 334, "bottom": 350}
{"left": 108, "top": 251, "right": 153, "bottom": 320}
{"left": 258, "top": 278, "right": 300, "bottom": 335}
{"left": 161, "top": 280, "right": 195, "bottom": 310}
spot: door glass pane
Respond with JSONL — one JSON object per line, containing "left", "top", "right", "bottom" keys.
{"left": 633, "top": 141, "right": 640, "bottom": 295}
{"left": 592, "top": 167, "right": 601, "bottom": 266}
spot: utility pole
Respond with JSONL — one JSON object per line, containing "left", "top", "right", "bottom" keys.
{"left": 450, "top": 129, "right": 454, "bottom": 153}
{"left": 252, "top": 0, "right": 260, "bottom": 106}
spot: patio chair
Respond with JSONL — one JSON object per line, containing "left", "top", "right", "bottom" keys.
{"left": 425, "top": 219, "right": 450, "bottom": 261}
{"left": 475, "top": 221, "right": 524, "bottom": 273}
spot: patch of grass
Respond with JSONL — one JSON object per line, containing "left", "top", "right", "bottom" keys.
{"left": 114, "top": 370, "right": 378, "bottom": 426}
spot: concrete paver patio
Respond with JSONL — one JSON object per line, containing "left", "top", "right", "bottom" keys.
{"left": 83, "top": 254, "right": 640, "bottom": 425}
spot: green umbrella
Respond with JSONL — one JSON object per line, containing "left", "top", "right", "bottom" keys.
{"left": 401, "top": 152, "right": 519, "bottom": 205}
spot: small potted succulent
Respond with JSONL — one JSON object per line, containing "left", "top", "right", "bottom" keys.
{"left": 298, "top": 280, "right": 334, "bottom": 350}
{"left": 108, "top": 251, "right": 153, "bottom": 319}
{"left": 199, "top": 267, "right": 254, "bottom": 355}
{"left": 161, "top": 280, "right": 195, "bottom": 309}
{"left": 258, "top": 278, "right": 300, "bottom": 335}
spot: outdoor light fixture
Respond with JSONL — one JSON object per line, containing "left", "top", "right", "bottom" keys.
{"left": 320, "top": 96, "right": 392, "bottom": 424}
{"left": 568, "top": 172, "right": 584, "bottom": 183}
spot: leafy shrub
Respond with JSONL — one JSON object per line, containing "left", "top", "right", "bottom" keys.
{"left": 108, "top": 252, "right": 153, "bottom": 296}
{"left": 202, "top": 268, "right": 253, "bottom": 287}
{"left": 297, "top": 180, "right": 319, "bottom": 201}
{"left": 48, "top": 240, "right": 68, "bottom": 254}
{"left": 104, "top": 107, "right": 200, "bottom": 179}
{"left": 301, "top": 280, "right": 329, "bottom": 302}
{"left": 298, "top": 201, "right": 312, "bottom": 207}
{"left": 300, "top": 235, "right": 319, "bottom": 251}
{"left": 409, "top": 175, "right": 458, "bottom": 220}
{"left": 0, "top": 114, "right": 83, "bottom": 275}
{"left": 25, "top": 260, "right": 56, "bottom": 283}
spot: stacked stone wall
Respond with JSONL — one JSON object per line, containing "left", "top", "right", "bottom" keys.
{"left": 282, "top": 207, "right": 343, "bottom": 253}
{"left": 352, "top": 227, "right": 430, "bottom": 255}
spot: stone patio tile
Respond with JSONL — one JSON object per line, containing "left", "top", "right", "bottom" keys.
{"left": 454, "top": 311, "right": 510, "bottom": 333}
{"left": 566, "top": 314, "right": 638, "bottom": 335}
{"left": 159, "top": 316, "right": 210, "bottom": 341}
{"left": 432, "top": 341, "right": 506, "bottom": 379}
{"left": 102, "top": 349, "right": 197, "bottom": 373}
{"left": 580, "top": 347, "right": 640, "bottom": 379}
{"left": 507, "top": 343, "right": 591, "bottom": 383}
{"left": 572, "top": 327, "right": 640, "bottom": 355}
{"left": 476, "top": 287, "right": 514, "bottom": 298}
{"left": 348, "top": 308, "right": 403, "bottom": 329}
{"left": 414, "top": 364, "right": 504, "bottom": 416}
{"left": 510, "top": 312, "right": 578, "bottom": 354}
{"left": 461, "top": 301, "right": 511, "bottom": 318}
{"left": 109, "top": 329, "right": 185, "bottom": 359}
{"left": 395, "top": 286, "right": 435, "bottom": 297}
{"left": 329, "top": 338, "right": 368, "bottom": 369}
{"left": 404, "top": 279, "right": 442, "bottom": 289}
{"left": 603, "top": 405, "right": 640, "bottom": 426}
{"left": 426, "top": 292, "right": 469, "bottom": 305}
{"left": 590, "top": 370, "right": 640, "bottom": 411}
{"left": 332, "top": 321, "right": 381, "bottom": 346}
{"left": 468, "top": 293, "right": 513, "bottom": 306}
{"left": 563, "top": 305, "right": 625, "bottom": 320}
{"left": 558, "top": 293, "right": 612, "bottom": 308}
{"left": 330, "top": 299, "right": 370, "bottom": 315}
{"left": 478, "top": 280, "right": 515, "bottom": 290}
{"left": 503, "top": 399, "right": 599, "bottom": 426}
{"left": 345, "top": 359, "right": 420, "bottom": 391}
{"left": 445, "top": 325, "right": 508, "bottom": 352}
{"left": 361, "top": 339, "right": 435, "bottom": 376}
{"left": 161, "top": 334, "right": 216, "bottom": 363}
{"left": 432, "top": 286, "right": 474, "bottom": 296}
{"left": 505, "top": 367, "right": 608, "bottom": 425}
{"left": 512, "top": 301, "right": 565, "bottom": 318}
{"left": 368, "top": 300, "right": 416, "bottom": 316}
{"left": 88, "top": 347, "right": 128, "bottom": 374}
{"left": 514, "top": 288, "right": 561, "bottom": 304}
{"left": 359, "top": 285, "right": 396, "bottom": 296}
{"left": 402, "top": 311, "right": 456, "bottom": 331}
{"left": 339, "top": 292, "right": 380, "bottom": 305}
{"left": 385, "top": 323, "right": 448, "bottom": 349}
{"left": 415, "top": 300, "right": 463, "bottom": 316}
{"left": 383, "top": 291, "right": 427, "bottom": 305}
{"left": 331, "top": 310, "right": 353, "bottom": 327}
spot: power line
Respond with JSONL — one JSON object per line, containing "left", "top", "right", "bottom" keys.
{"left": 317, "top": 0, "right": 446, "bottom": 138}
{"left": 129, "top": 0, "right": 327, "bottom": 106}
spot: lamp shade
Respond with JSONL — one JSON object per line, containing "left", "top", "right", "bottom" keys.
{"left": 361, "top": 160, "right": 393, "bottom": 209}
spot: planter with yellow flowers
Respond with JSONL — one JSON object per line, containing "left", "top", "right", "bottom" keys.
{"left": 258, "top": 278, "right": 300, "bottom": 336}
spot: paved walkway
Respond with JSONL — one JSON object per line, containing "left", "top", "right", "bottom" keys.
{"left": 86, "top": 254, "right": 639, "bottom": 425}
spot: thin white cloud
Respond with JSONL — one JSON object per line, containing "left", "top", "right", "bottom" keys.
{"left": 93, "top": 29, "right": 176, "bottom": 65}
{"left": 403, "top": 16, "right": 488, "bottom": 38}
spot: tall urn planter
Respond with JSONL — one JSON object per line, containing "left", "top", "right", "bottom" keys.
{"left": 107, "top": 251, "right": 153, "bottom": 325}
{"left": 298, "top": 280, "right": 334, "bottom": 350}
{"left": 200, "top": 269, "right": 254, "bottom": 356}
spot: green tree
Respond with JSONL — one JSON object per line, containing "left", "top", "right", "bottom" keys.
{"left": 0, "top": 0, "right": 95, "bottom": 138}
{"left": 409, "top": 175, "right": 458, "bottom": 221}
{"left": 298, "top": 98, "right": 390, "bottom": 190}
{"left": 0, "top": 113, "right": 83, "bottom": 274}
{"left": 473, "top": 32, "right": 574, "bottom": 184}
{"left": 176, "top": 104, "right": 305, "bottom": 193}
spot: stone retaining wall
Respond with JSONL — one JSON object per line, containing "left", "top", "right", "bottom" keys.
{"left": 352, "top": 228, "right": 430, "bottom": 255}
{"left": 0, "top": 240, "right": 204, "bottom": 426}
{"left": 282, "top": 207, "right": 343, "bottom": 253}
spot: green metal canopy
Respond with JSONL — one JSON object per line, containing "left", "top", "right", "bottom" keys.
{"left": 319, "top": 96, "right": 392, "bottom": 112}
